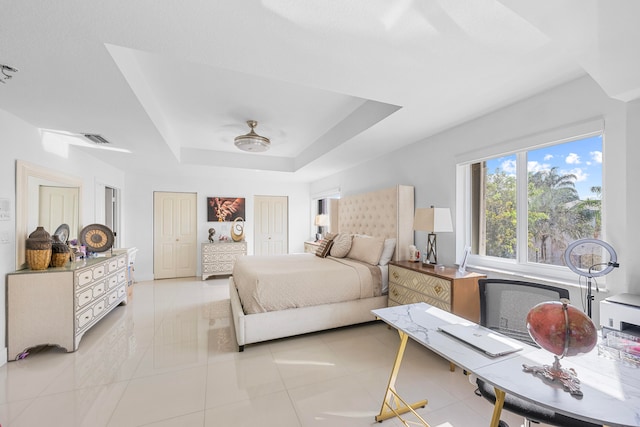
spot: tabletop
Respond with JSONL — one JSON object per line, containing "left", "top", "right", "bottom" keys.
{"left": 373, "top": 302, "right": 640, "bottom": 427}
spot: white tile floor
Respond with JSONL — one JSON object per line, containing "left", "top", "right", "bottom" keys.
{"left": 0, "top": 278, "right": 542, "bottom": 427}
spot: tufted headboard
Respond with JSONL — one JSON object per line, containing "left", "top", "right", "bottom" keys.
{"left": 336, "top": 185, "right": 414, "bottom": 262}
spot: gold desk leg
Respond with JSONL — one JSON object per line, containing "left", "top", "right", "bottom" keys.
{"left": 489, "top": 387, "right": 506, "bottom": 427}
{"left": 375, "top": 330, "right": 429, "bottom": 425}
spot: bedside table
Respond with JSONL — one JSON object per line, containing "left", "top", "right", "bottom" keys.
{"left": 388, "top": 261, "right": 486, "bottom": 322}
{"left": 303, "top": 241, "right": 321, "bottom": 253}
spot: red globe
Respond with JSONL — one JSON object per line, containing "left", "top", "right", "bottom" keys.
{"left": 526, "top": 301, "right": 597, "bottom": 357}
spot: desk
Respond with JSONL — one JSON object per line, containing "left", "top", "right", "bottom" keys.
{"left": 373, "top": 303, "right": 640, "bottom": 427}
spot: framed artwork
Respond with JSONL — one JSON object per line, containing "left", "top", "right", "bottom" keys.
{"left": 208, "top": 197, "right": 245, "bottom": 222}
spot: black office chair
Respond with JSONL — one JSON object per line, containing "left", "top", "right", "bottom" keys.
{"left": 474, "top": 278, "right": 602, "bottom": 427}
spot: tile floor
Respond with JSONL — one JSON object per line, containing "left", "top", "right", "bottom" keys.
{"left": 0, "top": 278, "right": 542, "bottom": 427}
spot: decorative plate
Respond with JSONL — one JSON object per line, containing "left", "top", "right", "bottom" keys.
{"left": 54, "top": 223, "right": 70, "bottom": 243}
{"left": 79, "top": 224, "right": 114, "bottom": 252}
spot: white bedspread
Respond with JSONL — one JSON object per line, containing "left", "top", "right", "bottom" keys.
{"left": 233, "top": 253, "right": 382, "bottom": 314}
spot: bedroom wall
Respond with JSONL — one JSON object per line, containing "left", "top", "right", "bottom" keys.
{"left": 124, "top": 169, "right": 310, "bottom": 282}
{"left": 0, "top": 108, "right": 125, "bottom": 365}
{"left": 311, "top": 75, "right": 638, "bottom": 317}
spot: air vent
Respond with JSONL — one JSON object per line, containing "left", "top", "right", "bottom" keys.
{"left": 83, "top": 134, "right": 110, "bottom": 144}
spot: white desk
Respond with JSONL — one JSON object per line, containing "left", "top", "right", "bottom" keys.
{"left": 373, "top": 302, "right": 640, "bottom": 427}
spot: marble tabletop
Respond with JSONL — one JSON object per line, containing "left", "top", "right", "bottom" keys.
{"left": 373, "top": 302, "right": 640, "bottom": 427}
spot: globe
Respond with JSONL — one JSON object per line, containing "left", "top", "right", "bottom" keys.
{"left": 526, "top": 301, "right": 597, "bottom": 357}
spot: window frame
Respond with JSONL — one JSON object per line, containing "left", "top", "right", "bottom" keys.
{"left": 455, "top": 119, "right": 605, "bottom": 284}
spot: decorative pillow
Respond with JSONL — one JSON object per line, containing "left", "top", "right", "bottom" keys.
{"left": 378, "top": 238, "right": 397, "bottom": 266}
{"left": 315, "top": 233, "right": 336, "bottom": 258}
{"left": 347, "top": 236, "right": 385, "bottom": 265}
{"left": 330, "top": 233, "right": 352, "bottom": 258}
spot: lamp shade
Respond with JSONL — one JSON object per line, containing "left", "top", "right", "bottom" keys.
{"left": 413, "top": 207, "right": 453, "bottom": 233}
{"left": 314, "top": 214, "right": 329, "bottom": 227}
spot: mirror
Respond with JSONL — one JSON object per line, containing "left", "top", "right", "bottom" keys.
{"left": 16, "top": 160, "right": 83, "bottom": 270}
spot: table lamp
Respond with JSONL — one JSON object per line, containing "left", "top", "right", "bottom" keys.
{"left": 314, "top": 214, "right": 329, "bottom": 241}
{"left": 413, "top": 206, "right": 453, "bottom": 265}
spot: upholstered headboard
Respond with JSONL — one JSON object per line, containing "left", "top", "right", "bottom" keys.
{"left": 336, "top": 185, "right": 414, "bottom": 262}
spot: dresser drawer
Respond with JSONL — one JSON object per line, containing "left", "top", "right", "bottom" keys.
{"left": 389, "top": 265, "right": 452, "bottom": 302}
{"left": 389, "top": 282, "right": 451, "bottom": 312}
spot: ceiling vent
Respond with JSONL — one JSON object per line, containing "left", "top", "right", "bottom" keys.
{"left": 83, "top": 134, "right": 110, "bottom": 144}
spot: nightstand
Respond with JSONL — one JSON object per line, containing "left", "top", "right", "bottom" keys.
{"left": 303, "top": 241, "right": 321, "bottom": 253}
{"left": 388, "top": 261, "right": 486, "bottom": 322}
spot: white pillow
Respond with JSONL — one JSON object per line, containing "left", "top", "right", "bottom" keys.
{"left": 378, "top": 238, "right": 396, "bottom": 266}
{"left": 347, "top": 236, "right": 385, "bottom": 265}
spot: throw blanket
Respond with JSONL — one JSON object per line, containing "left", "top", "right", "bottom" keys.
{"left": 233, "top": 253, "right": 382, "bottom": 314}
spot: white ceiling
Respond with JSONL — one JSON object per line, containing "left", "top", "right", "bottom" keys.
{"left": 1, "top": 1, "right": 639, "bottom": 181}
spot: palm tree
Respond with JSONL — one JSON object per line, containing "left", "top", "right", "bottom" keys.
{"left": 528, "top": 167, "right": 580, "bottom": 263}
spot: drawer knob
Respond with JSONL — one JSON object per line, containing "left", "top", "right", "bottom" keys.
{"left": 435, "top": 285, "right": 443, "bottom": 295}
{"left": 392, "top": 271, "right": 400, "bottom": 280}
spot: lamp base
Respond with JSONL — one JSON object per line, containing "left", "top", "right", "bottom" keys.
{"left": 522, "top": 356, "right": 582, "bottom": 397}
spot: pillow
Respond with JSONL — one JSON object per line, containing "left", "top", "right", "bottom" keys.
{"left": 347, "top": 236, "right": 385, "bottom": 265}
{"left": 315, "top": 233, "right": 336, "bottom": 258}
{"left": 378, "top": 238, "right": 396, "bottom": 266}
{"left": 330, "top": 233, "right": 352, "bottom": 258}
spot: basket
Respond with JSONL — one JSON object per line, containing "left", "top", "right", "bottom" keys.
{"left": 50, "top": 252, "right": 69, "bottom": 268}
{"left": 26, "top": 248, "right": 52, "bottom": 270}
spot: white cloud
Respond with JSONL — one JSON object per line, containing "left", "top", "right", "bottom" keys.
{"left": 543, "top": 154, "right": 553, "bottom": 161}
{"left": 502, "top": 159, "right": 516, "bottom": 174}
{"left": 565, "top": 167, "right": 588, "bottom": 182}
{"left": 590, "top": 150, "right": 602, "bottom": 163}
{"left": 527, "top": 160, "right": 551, "bottom": 173}
{"left": 565, "top": 153, "right": 581, "bottom": 164}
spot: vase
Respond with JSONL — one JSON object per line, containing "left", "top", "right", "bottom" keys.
{"left": 25, "top": 226, "right": 52, "bottom": 270}
{"left": 50, "top": 235, "right": 70, "bottom": 268}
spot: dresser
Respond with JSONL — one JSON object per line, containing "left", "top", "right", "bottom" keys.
{"left": 201, "top": 241, "right": 247, "bottom": 280}
{"left": 7, "top": 250, "right": 129, "bottom": 360}
{"left": 388, "top": 261, "right": 485, "bottom": 322}
{"left": 303, "top": 241, "right": 321, "bottom": 253}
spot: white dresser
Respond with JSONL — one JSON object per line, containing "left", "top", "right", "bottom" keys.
{"left": 7, "top": 250, "right": 129, "bottom": 360}
{"left": 201, "top": 242, "right": 247, "bottom": 280}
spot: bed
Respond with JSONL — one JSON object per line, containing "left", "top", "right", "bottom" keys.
{"left": 229, "top": 184, "right": 414, "bottom": 351}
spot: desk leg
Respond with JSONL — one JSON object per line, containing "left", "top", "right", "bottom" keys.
{"left": 375, "top": 330, "right": 430, "bottom": 425}
{"left": 489, "top": 387, "right": 506, "bottom": 427}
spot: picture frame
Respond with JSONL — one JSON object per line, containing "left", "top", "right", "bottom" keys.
{"left": 207, "top": 197, "right": 245, "bottom": 222}
{"left": 458, "top": 245, "right": 471, "bottom": 274}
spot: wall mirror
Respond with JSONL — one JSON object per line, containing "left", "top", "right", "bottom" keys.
{"left": 311, "top": 188, "right": 340, "bottom": 237}
{"left": 16, "top": 160, "right": 83, "bottom": 270}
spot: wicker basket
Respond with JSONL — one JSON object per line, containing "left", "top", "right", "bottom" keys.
{"left": 26, "top": 248, "right": 52, "bottom": 270}
{"left": 50, "top": 252, "right": 69, "bottom": 268}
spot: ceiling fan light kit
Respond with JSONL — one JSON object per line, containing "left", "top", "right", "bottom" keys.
{"left": 234, "top": 120, "right": 270, "bottom": 152}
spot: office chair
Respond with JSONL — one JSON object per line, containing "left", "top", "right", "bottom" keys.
{"left": 474, "top": 279, "right": 602, "bottom": 427}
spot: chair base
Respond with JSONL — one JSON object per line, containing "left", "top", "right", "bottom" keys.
{"left": 475, "top": 379, "right": 602, "bottom": 427}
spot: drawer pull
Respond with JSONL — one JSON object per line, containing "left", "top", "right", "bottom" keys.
{"left": 392, "top": 271, "right": 400, "bottom": 280}
{"left": 392, "top": 289, "right": 399, "bottom": 297}
{"left": 434, "top": 285, "right": 443, "bottom": 295}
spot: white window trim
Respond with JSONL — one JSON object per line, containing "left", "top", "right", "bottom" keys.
{"left": 455, "top": 118, "right": 606, "bottom": 286}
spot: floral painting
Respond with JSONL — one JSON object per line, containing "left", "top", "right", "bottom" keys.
{"left": 207, "top": 197, "right": 245, "bottom": 222}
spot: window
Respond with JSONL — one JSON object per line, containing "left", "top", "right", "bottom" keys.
{"left": 462, "top": 132, "right": 603, "bottom": 278}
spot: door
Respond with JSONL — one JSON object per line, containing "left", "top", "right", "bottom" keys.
{"left": 38, "top": 185, "right": 79, "bottom": 240}
{"left": 254, "top": 195, "right": 288, "bottom": 255}
{"left": 153, "top": 192, "right": 197, "bottom": 279}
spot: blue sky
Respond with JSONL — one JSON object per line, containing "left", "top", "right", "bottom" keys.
{"left": 487, "top": 135, "right": 603, "bottom": 200}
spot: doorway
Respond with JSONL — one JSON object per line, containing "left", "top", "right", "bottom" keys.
{"left": 153, "top": 191, "right": 197, "bottom": 279}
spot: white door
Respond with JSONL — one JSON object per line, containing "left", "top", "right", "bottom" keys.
{"left": 38, "top": 186, "right": 79, "bottom": 240}
{"left": 153, "top": 192, "right": 197, "bottom": 279}
{"left": 254, "top": 195, "right": 288, "bottom": 255}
